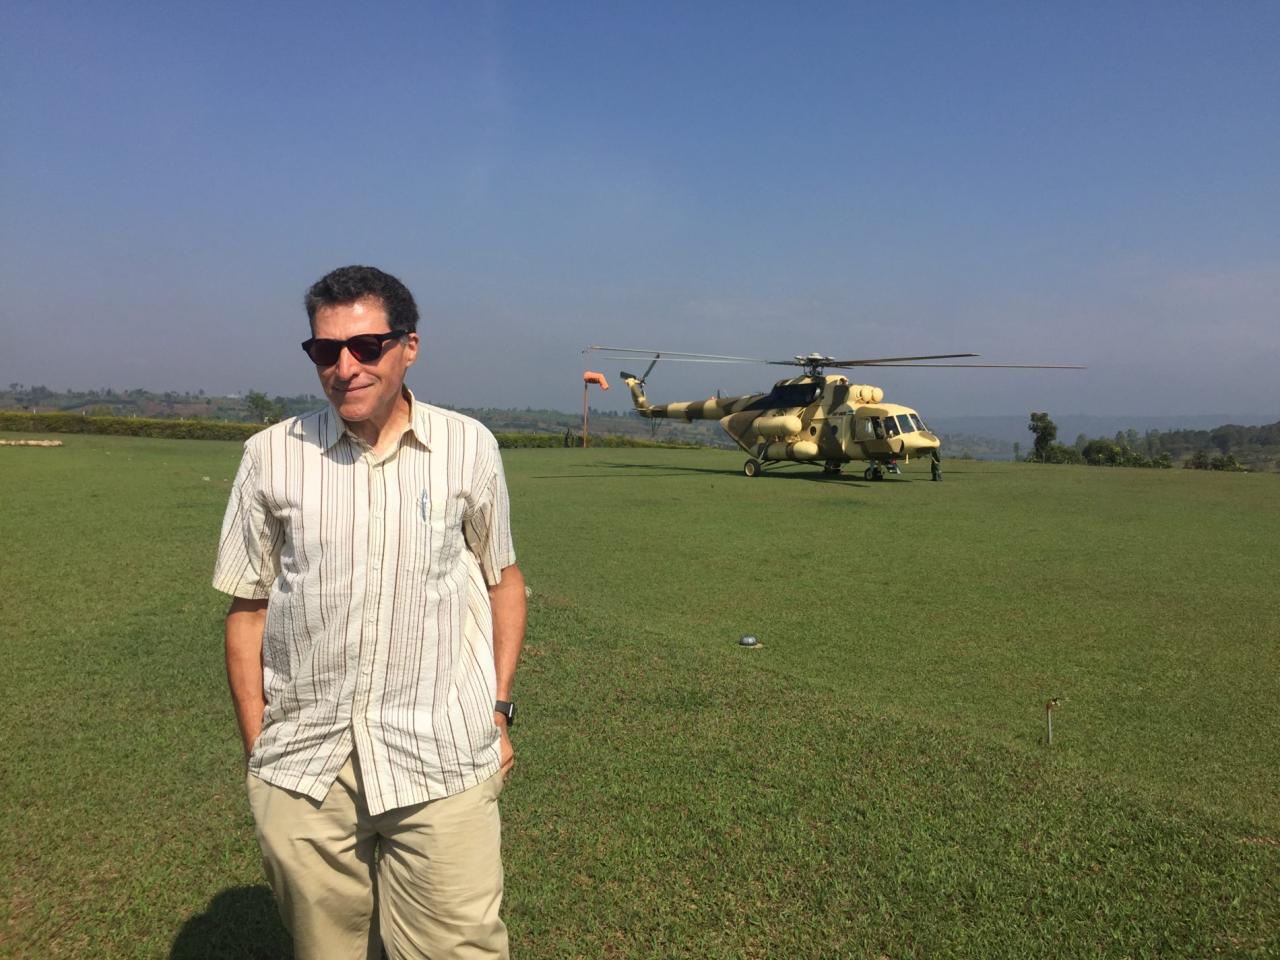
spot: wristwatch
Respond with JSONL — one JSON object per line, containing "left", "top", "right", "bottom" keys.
{"left": 494, "top": 699, "right": 516, "bottom": 728}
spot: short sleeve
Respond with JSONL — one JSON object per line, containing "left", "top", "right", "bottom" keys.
{"left": 462, "top": 436, "right": 517, "bottom": 586}
{"left": 212, "top": 443, "right": 283, "bottom": 598}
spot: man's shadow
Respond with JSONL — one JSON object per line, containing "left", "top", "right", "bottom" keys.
{"left": 170, "top": 886, "right": 292, "bottom": 960}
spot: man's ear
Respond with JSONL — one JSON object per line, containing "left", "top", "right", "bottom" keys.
{"left": 402, "top": 332, "right": 421, "bottom": 366}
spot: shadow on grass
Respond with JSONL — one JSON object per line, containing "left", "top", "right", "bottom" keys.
{"left": 597, "top": 461, "right": 933, "bottom": 484}
{"left": 529, "top": 464, "right": 735, "bottom": 480}
{"left": 533, "top": 460, "right": 959, "bottom": 484}
{"left": 170, "top": 885, "right": 291, "bottom": 960}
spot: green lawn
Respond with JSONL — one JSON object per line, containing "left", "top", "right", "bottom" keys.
{"left": 2, "top": 436, "right": 1277, "bottom": 958}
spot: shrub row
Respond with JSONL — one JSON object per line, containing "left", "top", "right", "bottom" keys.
{"left": 0, "top": 411, "right": 262, "bottom": 441}
{"left": 1030, "top": 442, "right": 1174, "bottom": 468}
{"left": 1184, "top": 450, "right": 1247, "bottom": 472}
{"left": 0, "top": 413, "right": 701, "bottom": 450}
{"left": 494, "top": 432, "right": 698, "bottom": 449}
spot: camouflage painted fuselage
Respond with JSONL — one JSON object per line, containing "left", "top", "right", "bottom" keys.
{"left": 623, "top": 373, "right": 941, "bottom": 466}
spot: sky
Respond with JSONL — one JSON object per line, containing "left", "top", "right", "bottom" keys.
{"left": 2, "top": 1, "right": 1278, "bottom": 419}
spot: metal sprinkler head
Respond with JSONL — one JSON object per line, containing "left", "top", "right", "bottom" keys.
{"left": 738, "top": 634, "right": 759, "bottom": 647}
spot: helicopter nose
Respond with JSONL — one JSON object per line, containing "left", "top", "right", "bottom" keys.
{"left": 904, "top": 434, "right": 940, "bottom": 455}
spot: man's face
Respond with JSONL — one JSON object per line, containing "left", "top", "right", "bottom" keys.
{"left": 311, "top": 296, "right": 419, "bottom": 424}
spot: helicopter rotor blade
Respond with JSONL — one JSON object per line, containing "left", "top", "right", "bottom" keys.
{"left": 590, "top": 348, "right": 978, "bottom": 368}
{"left": 823, "top": 353, "right": 979, "bottom": 366}
{"left": 847, "top": 362, "right": 1087, "bottom": 369}
{"left": 587, "top": 345, "right": 774, "bottom": 364}
{"left": 597, "top": 356, "right": 757, "bottom": 364}
{"left": 588, "top": 345, "right": 1085, "bottom": 371}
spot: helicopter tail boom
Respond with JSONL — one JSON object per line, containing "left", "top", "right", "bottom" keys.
{"left": 621, "top": 373, "right": 761, "bottom": 421}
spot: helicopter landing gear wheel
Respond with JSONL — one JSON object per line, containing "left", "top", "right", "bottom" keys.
{"left": 823, "top": 460, "right": 842, "bottom": 476}
{"left": 864, "top": 465, "right": 884, "bottom": 481}
{"left": 744, "top": 459, "right": 762, "bottom": 478}
{"left": 931, "top": 451, "right": 942, "bottom": 482}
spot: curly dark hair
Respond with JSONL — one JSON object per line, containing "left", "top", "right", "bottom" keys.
{"left": 304, "top": 265, "right": 419, "bottom": 334}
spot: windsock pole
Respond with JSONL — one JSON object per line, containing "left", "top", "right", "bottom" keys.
{"left": 581, "top": 372, "right": 610, "bottom": 448}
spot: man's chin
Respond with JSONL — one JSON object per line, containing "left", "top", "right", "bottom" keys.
{"left": 330, "top": 394, "right": 374, "bottom": 422}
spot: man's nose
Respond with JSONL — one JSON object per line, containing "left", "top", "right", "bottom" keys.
{"left": 336, "top": 345, "right": 363, "bottom": 379}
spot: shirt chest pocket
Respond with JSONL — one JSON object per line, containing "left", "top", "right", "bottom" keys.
{"left": 408, "top": 491, "right": 468, "bottom": 578}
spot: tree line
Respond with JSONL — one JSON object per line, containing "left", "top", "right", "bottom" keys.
{"left": 1026, "top": 412, "right": 1273, "bottom": 471}
{"left": 2, "top": 383, "right": 321, "bottom": 424}
{"left": 1, "top": 384, "right": 731, "bottom": 447}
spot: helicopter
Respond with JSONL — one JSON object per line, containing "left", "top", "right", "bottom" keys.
{"left": 586, "top": 346, "right": 1084, "bottom": 481}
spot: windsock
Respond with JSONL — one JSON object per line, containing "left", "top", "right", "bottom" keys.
{"left": 583, "top": 371, "right": 610, "bottom": 390}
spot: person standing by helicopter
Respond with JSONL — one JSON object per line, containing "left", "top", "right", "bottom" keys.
{"left": 214, "top": 265, "right": 525, "bottom": 959}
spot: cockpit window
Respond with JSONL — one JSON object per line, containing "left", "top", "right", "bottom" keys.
{"left": 884, "top": 416, "right": 900, "bottom": 438}
{"left": 864, "top": 416, "right": 884, "bottom": 439}
{"left": 896, "top": 415, "right": 914, "bottom": 435}
{"left": 749, "top": 382, "right": 823, "bottom": 410}
{"left": 910, "top": 413, "right": 927, "bottom": 432}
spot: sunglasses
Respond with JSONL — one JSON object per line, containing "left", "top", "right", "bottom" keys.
{"left": 301, "top": 330, "right": 406, "bottom": 367}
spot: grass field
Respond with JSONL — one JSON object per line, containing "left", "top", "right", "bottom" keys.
{"left": 1, "top": 434, "right": 1277, "bottom": 958}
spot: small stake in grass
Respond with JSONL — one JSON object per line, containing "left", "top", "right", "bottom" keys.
{"left": 1045, "top": 697, "right": 1062, "bottom": 745}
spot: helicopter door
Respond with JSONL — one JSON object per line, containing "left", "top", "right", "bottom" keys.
{"left": 853, "top": 414, "right": 895, "bottom": 459}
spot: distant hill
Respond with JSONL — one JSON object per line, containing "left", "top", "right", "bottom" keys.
{"left": 927, "top": 432, "right": 1013, "bottom": 461}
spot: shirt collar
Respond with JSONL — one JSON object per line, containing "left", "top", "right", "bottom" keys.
{"left": 403, "top": 388, "right": 431, "bottom": 450}
{"left": 318, "top": 387, "right": 430, "bottom": 452}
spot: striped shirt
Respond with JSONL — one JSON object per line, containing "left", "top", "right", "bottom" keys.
{"left": 213, "top": 392, "right": 517, "bottom": 815}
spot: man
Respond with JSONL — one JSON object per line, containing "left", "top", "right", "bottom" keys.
{"left": 214, "top": 265, "right": 524, "bottom": 960}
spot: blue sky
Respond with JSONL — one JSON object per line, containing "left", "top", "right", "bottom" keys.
{"left": 2, "top": 1, "right": 1277, "bottom": 417}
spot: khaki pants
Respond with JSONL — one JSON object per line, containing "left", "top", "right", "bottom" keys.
{"left": 247, "top": 754, "right": 508, "bottom": 960}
